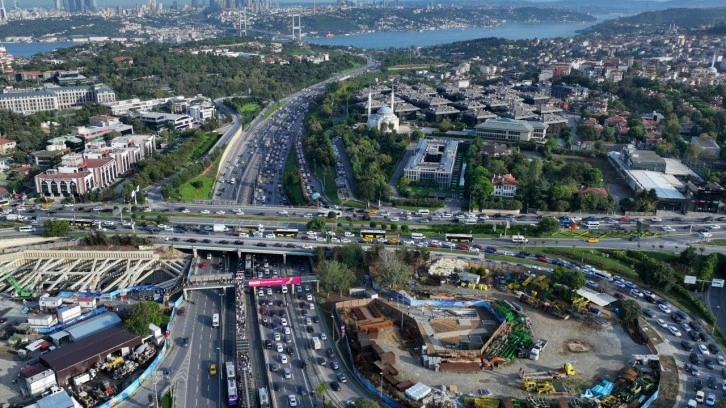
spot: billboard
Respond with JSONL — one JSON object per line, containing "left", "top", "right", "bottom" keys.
{"left": 247, "top": 276, "right": 302, "bottom": 287}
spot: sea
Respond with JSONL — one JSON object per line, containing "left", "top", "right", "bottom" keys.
{"left": 1, "top": 13, "right": 619, "bottom": 57}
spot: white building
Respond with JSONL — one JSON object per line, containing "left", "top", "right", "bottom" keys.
{"left": 403, "top": 139, "right": 459, "bottom": 188}
{"left": 491, "top": 173, "right": 519, "bottom": 198}
{"left": 102, "top": 97, "right": 169, "bottom": 116}
{"left": 474, "top": 117, "right": 548, "bottom": 142}
{"left": 0, "top": 84, "right": 115, "bottom": 114}
{"left": 137, "top": 112, "right": 194, "bottom": 131}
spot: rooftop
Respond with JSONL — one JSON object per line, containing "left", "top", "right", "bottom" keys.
{"left": 476, "top": 117, "right": 534, "bottom": 132}
{"left": 65, "top": 312, "right": 122, "bottom": 341}
{"left": 629, "top": 170, "right": 685, "bottom": 200}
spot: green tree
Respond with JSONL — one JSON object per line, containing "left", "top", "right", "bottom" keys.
{"left": 351, "top": 399, "right": 379, "bottom": 408}
{"left": 374, "top": 250, "right": 413, "bottom": 289}
{"left": 687, "top": 141, "right": 704, "bottom": 160}
{"left": 551, "top": 266, "right": 585, "bottom": 289}
{"left": 306, "top": 218, "right": 326, "bottom": 231}
{"left": 124, "top": 301, "right": 167, "bottom": 336}
{"left": 537, "top": 217, "right": 560, "bottom": 235}
{"left": 317, "top": 260, "right": 356, "bottom": 295}
{"left": 327, "top": 211, "right": 337, "bottom": 219}
{"left": 336, "top": 243, "right": 365, "bottom": 270}
{"left": 43, "top": 219, "right": 71, "bottom": 237}
{"left": 679, "top": 246, "right": 697, "bottom": 267}
{"left": 618, "top": 299, "right": 642, "bottom": 326}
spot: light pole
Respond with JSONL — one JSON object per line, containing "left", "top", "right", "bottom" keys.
{"left": 379, "top": 372, "right": 383, "bottom": 399}
{"left": 713, "top": 306, "right": 721, "bottom": 335}
{"left": 150, "top": 371, "right": 163, "bottom": 408}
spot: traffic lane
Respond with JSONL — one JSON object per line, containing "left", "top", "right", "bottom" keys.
{"left": 187, "top": 290, "right": 224, "bottom": 407}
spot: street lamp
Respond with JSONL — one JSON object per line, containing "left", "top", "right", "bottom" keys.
{"left": 379, "top": 372, "right": 383, "bottom": 399}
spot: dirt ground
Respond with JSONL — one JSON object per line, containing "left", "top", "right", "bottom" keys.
{"left": 373, "top": 290, "right": 650, "bottom": 398}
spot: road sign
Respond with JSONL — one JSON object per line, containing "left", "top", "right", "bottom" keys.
{"left": 684, "top": 275, "right": 697, "bottom": 284}
{"left": 712, "top": 279, "right": 725, "bottom": 288}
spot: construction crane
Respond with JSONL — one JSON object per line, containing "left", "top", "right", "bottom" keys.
{"left": 5, "top": 276, "right": 33, "bottom": 298}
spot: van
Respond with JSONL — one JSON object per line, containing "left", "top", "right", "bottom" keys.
{"left": 696, "top": 391, "right": 705, "bottom": 404}
{"left": 411, "top": 232, "right": 425, "bottom": 240}
{"left": 415, "top": 209, "right": 430, "bottom": 216}
{"left": 585, "top": 221, "right": 600, "bottom": 230}
{"left": 511, "top": 235, "right": 529, "bottom": 244}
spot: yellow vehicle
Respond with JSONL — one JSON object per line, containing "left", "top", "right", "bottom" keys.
{"left": 209, "top": 363, "right": 217, "bottom": 376}
{"left": 586, "top": 237, "right": 599, "bottom": 243}
{"left": 368, "top": 209, "right": 378, "bottom": 215}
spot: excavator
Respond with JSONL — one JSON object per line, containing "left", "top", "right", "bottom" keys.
{"left": 481, "top": 356, "right": 509, "bottom": 370}
{"left": 3, "top": 275, "right": 34, "bottom": 299}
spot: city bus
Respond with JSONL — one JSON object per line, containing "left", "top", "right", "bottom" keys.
{"left": 259, "top": 387, "right": 270, "bottom": 407}
{"left": 212, "top": 313, "right": 219, "bottom": 328}
{"left": 68, "top": 219, "right": 97, "bottom": 228}
{"left": 359, "top": 229, "right": 387, "bottom": 242}
{"left": 227, "top": 379, "right": 238, "bottom": 406}
{"left": 318, "top": 209, "right": 342, "bottom": 218}
{"left": 225, "top": 362, "right": 236, "bottom": 379}
{"left": 274, "top": 228, "right": 299, "bottom": 238}
{"left": 445, "top": 233, "right": 474, "bottom": 243}
{"left": 0, "top": 199, "right": 9, "bottom": 207}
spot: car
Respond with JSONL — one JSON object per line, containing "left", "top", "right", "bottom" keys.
{"left": 656, "top": 319, "right": 668, "bottom": 328}
{"left": 709, "top": 377, "right": 719, "bottom": 389}
{"left": 270, "top": 363, "right": 279, "bottom": 372}
{"left": 274, "top": 332, "right": 281, "bottom": 341}
{"left": 586, "top": 237, "right": 599, "bottom": 243}
{"left": 273, "top": 382, "right": 280, "bottom": 391}
{"left": 700, "top": 344, "right": 711, "bottom": 355}
{"left": 658, "top": 304, "right": 671, "bottom": 313}
{"left": 182, "top": 338, "right": 189, "bottom": 347}
{"left": 696, "top": 379, "right": 704, "bottom": 391}
{"left": 668, "top": 326, "right": 682, "bottom": 336}
{"left": 284, "top": 327, "right": 291, "bottom": 335}
{"left": 200, "top": 209, "right": 210, "bottom": 214}
{"left": 706, "top": 393, "right": 716, "bottom": 406}
{"left": 330, "top": 381, "right": 341, "bottom": 391}
{"left": 337, "top": 373, "right": 347, "bottom": 383}
{"left": 283, "top": 368, "right": 292, "bottom": 379}
{"left": 718, "top": 355, "right": 726, "bottom": 366}
{"left": 162, "top": 367, "right": 173, "bottom": 375}
{"left": 630, "top": 289, "right": 643, "bottom": 298}
{"left": 707, "top": 359, "right": 716, "bottom": 370}
{"left": 209, "top": 363, "right": 217, "bottom": 375}
{"left": 709, "top": 343, "right": 720, "bottom": 354}
{"left": 628, "top": 236, "right": 640, "bottom": 241}
{"left": 317, "top": 357, "right": 326, "bottom": 366}
{"left": 276, "top": 343, "right": 284, "bottom": 353}
{"left": 671, "top": 313, "right": 684, "bottom": 323}
{"left": 298, "top": 386, "right": 308, "bottom": 396}
{"left": 692, "top": 352, "right": 703, "bottom": 365}
{"left": 330, "top": 360, "right": 339, "bottom": 370}
{"left": 280, "top": 354, "right": 288, "bottom": 364}
{"left": 643, "top": 309, "right": 656, "bottom": 318}
{"left": 320, "top": 333, "right": 327, "bottom": 341}
{"left": 326, "top": 348, "right": 335, "bottom": 359}
{"left": 692, "top": 366, "right": 701, "bottom": 377}
{"left": 683, "top": 341, "right": 695, "bottom": 351}
{"left": 691, "top": 321, "right": 703, "bottom": 332}
{"left": 682, "top": 322, "right": 692, "bottom": 332}
{"left": 288, "top": 395, "right": 298, "bottom": 407}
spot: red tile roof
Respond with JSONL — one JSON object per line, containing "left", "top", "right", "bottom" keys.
{"left": 0, "top": 137, "right": 15, "bottom": 145}
{"left": 84, "top": 158, "right": 115, "bottom": 168}
{"left": 491, "top": 173, "right": 519, "bottom": 186}
{"left": 36, "top": 171, "right": 92, "bottom": 180}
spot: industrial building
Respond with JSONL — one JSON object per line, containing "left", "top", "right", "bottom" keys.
{"left": 403, "top": 139, "right": 459, "bottom": 188}
{"left": 41, "top": 325, "right": 141, "bottom": 386}
{"left": 59, "top": 312, "right": 123, "bottom": 343}
{"left": 25, "top": 388, "right": 79, "bottom": 408}
{"left": 20, "top": 363, "right": 58, "bottom": 397}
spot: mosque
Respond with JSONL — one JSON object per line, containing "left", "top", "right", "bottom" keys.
{"left": 366, "top": 86, "right": 400, "bottom": 132}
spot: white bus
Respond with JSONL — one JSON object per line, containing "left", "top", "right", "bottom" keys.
{"left": 311, "top": 337, "right": 321, "bottom": 350}
{"left": 212, "top": 313, "right": 220, "bottom": 328}
{"left": 593, "top": 270, "right": 613, "bottom": 281}
{"left": 415, "top": 209, "right": 430, "bottom": 216}
{"left": 411, "top": 232, "right": 426, "bottom": 240}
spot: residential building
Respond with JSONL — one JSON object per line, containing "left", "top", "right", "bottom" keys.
{"left": 474, "top": 117, "right": 548, "bottom": 142}
{"left": 137, "top": 112, "right": 194, "bottom": 131}
{"left": 0, "top": 84, "right": 115, "bottom": 114}
{"left": 0, "top": 137, "right": 16, "bottom": 154}
{"left": 491, "top": 173, "right": 518, "bottom": 198}
{"left": 690, "top": 136, "right": 721, "bottom": 160}
{"left": 551, "top": 84, "right": 589, "bottom": 100}
{"left": 479, "top": 141, "right": 512, "bottom": 157}
{"left": 403, "top": 139, "right": 459, "bottom": 188}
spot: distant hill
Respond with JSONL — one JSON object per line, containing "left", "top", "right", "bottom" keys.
{"left": 578, "top": 8, "right": 726, "bottom": 35}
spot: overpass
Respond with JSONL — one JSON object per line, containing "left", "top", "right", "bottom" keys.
{"left": 0, "top": 250, "right": 190, "bottom": 296}
{"left": 169, "top": 243, "right": 314, "bottom": 264}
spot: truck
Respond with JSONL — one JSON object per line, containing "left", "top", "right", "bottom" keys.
{"left": 519, "top": 363, "right": 575, "bottom": 380}
{"left": 511, "top": 235, "right": 529, "bottom": 244}
{"left": 529, "top": 339, "right": 548, "bottom": 360}
{"left": 213, "top": 224, "right": 228, "bottom": 233}
{"left": 72, "top": 369, "right": 97, "bottom": 387}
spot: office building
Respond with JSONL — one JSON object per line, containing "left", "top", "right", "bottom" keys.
{"left": 474, "top": 117, "right": 547, "bottom": 142}
{"left": 403, "top": 139, "right": 459, "bottom": 188}
{"left": 0, "top": 84, "right": 115, "bottom": 115}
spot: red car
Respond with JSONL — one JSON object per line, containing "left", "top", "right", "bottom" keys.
{"left": 429, "top": 243, "right": 441, "bottom": 248}
{"left": 472, "top": 244, "right": 483, "bottom": 250}
{"left": 536, "top": 256, "right": 548, "bottom": 263}
{"left": 456, "top": 243, "right": 469, "bottom": 251}
{"left": 614, "top": 293, "right": 626, "bottom": 300}
{"left": 619, "top": 216, "right": 630, "bottom": 222}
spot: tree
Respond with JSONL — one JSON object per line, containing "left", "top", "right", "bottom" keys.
{"left": 336, "top": 243, "right": 365, "bottom": 270}
{"left": 306, "top": 218, "right": 326, "bottom": 231}
{"left": 317, "top": 260, "right": 356, "bottom": 295}
{"left": 351, "top": 399, "right": 379, "bottom": 408}
{"left": 374, "top": 250, "right": 413, "bottom": 290}
{"left": 124, "top": 301, "right": 167, "bottom": 336}
{"left": 327, "top": 211, "right": 337, "bottom": 219}
{"left": 687, "top": 142, "right": 704, "bottom": 160}
{"left": 618, "top": 299, "right": 642, "bottom": 326}
{"left": 679, "top": 246, "right": 697, "bottom": 267}
{"left": 43, "top": 219, "right": 71, "bottom": 237}
{"left": 537, "top": 217, "right": 560, "bottom": 235}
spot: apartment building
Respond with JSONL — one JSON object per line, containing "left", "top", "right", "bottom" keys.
{"left": 0, "top": 84, "right": 116, "bottom": 114}
{"left": 491, "top": 173, "right": 519, "bottom": 198}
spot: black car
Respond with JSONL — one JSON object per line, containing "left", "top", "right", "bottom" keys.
{"left": 182, "top": 338, "right": 189, "bottom": 347}
{"left": 682, "top": 341, "right": 694, "bottom": 351}
{"left": 298, "top": 386, "right": 308, "bottom": 396}
{"left": 699, "top": 332, "right": 708, "bottom": 342}
{"left": 233, "top": 240, "right": 244, "bottom": 245}
{"left": 675, "top": 311, "right": 688, "bottom": 320}
{"left": 286, "top": 346, "right": 294, "bottom": 356}
{"left": 256, "top": 243, "right": 268, "bottom": 247}
{"left": 219, "top": 240, "right": 229, "bottom": 244}
{"left": 330, "top": 381, "right": 341, "bottom": 391}
{"left": 690, "top": 321, "right": 703, "bottom": 332}
{"left": 273, "top": 382, "right": 280, "bottom": 391}
{"left": 201, "top": 239, "right": 211, "bottom": 243}
{"left": 265, "top": 340, "right": 272, "bottom": 349}
{"left": 695, "top": 379, "right": 703, "bottom": 390}
{"left": 629, "top": 236, "right": 640, "bottom": 241}
{"left": 671, "top": 313, "right": 684, "bottom": 323}
{"left": 317, "top": 357, "right": 326, "bottom": 366}
{"left": 706, "top": 359, "right": 716, "bottom": 370}
{"left": 708, "top": 343, "right": 719, "bottom": 354}
{"left": 326, "top": 348, "right": 335, "bottom": 359}
{"left": 299, "top": 360, "right": 307, "bottom": 369}
{"left": 312, "top": 316, "right": 320, "bottom": 324}
{"left": 708, "top": 376, "right": 718, "bottom": 389}
{"left": 691, "top": 352, "right": 702, "bottom": 365}
{"left": 643, "top": 309, "right": 656, "bottom": 318}
{"left": 689, "top": 330, "right": 700, "bottom": 341}
{"left": 306, "top": 325, "right": 314, "bottom": 333}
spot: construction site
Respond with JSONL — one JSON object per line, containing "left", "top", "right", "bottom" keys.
{"left": 336, "top": 263, "right": 659, "bottom": 408}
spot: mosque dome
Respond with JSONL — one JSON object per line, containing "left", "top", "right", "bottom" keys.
{"left": 377, "top": 106, "right": 394, "bottom": 115}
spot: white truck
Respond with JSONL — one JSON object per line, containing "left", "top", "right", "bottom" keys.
{"left": 529, "top": 339, "right": 548, "bottom": 361}
{"left": 511, "top": 235, "right": 529, "bottom": 244}
{"left": 72, "top": 369, "right": 97, "bottom": 387}
{"left": 213, "top": 224, "right": 228, "bottom": 233}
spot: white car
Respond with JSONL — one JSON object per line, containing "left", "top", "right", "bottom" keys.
{"left": 276, "top": 343, "right": 283, "bottom": 353}
{"left": 341, "top": 238, "right": 352, "bottom": 243}
{"left": 658, "top": 304, "right": 671, "bottom": 313}
{"left": 651, "top": 217, "right": 662, "bottom": 222}
{"left": 718, "top": 355, "right": 726, "bottom": 366}
{"left": 288, "top": 395, "right": 298, "bottom": 407}
{"left": 200, "top": 209, "right": 210, "bottom": 214}
{"left": 234, "top": 209, "right": 244, "bottom": 215}
{"left": 320, "top": 333, "right": 327, "bottom": 341}
{"left": 630, "top": 289, "right": 643, "bottom": 298}
{"left": 699, "top": 232, "right": 713, "bottom": 238}
{"left": 389, "top": 217, "right": 400, "bottom": 222}
{"left": 306, "top": 294, "right": 313, "bottom": 301}
{"left": 302, "top": 244, "right": 313, "bottom": 249}
{"left": 709, "top": 225, "right": 721, "bottom": 230}
{"left": 283, "top": 327, "right": 291, "bottom": 335}
{"left": 274, "top": 332, "right": 281, "bottom": 341}
{"left": 266, "top": 233, "right": 276, "bottom": 239}
{"left": 280, "top": 354, "right": 288, "bottom": 364}
{"left": 705, "top": 393, "right": 716, "bottom": 407}
{"left": 278, "top": 210, "right": 289, "bottom": 216}
{"left": 181, "top": 208, "right": 190, "bottom": 213}
{"left": 667, "top": 326, "right": 682, "bottom": 336}
{"left": 699, "top": 344, "right": 710, "bottom": 355}
{"left": 281, "top": 318, "right": 288, "bottom": 326}
{"left": 216, "top": 210, "right": 226, "bottom": 215}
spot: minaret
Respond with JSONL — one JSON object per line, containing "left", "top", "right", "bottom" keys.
{"left": 712, "top": 55, "right": 716, "bottom": 69}
{"left": 367, "top": 90, "right": 372, "bottom": 116}
{"left": 0, "top": 0, "right": 6, "bottom": 22}
{"left": 390, "top": 84, "right": 394, "bottom": 111}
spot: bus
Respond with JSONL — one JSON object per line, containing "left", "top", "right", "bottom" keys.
{"left": 360, "top": 229, "right": 387, "bottom": 242}
{"left": 68, "top": 219, "right": 97, "bottom": 228}
{"left": 593, "top": 270, "right": 613, "bottom": 281}
{"left": 0, "top": 198, "right": 9, "bottom": 207}
{"left": 225, "top": 362, "right": 236, "bottom": 379}
{"left": 227, "top": 379, "right": 238, "bottom": 406}
{"left": 212, "top": 313, "right": 219, "bottom": 328}
{"left": 318, "top": 209, "right": 342, "bottom": 218}
{"left": 274, "top": 228, "right": 299, "bottom": 238}
{"left": 445, "top": 233, "right": 474, "bottom": 243}
{"left": 311, "top": 337, "right": 322, "bottom": 350}
{"left": 259, "top": 387, "right": 270, "bottom": 407}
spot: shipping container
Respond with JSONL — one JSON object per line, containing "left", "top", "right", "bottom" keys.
{"left": 28, "top": 315, "right": 56, "bottom": 327}
{"left": 77, "top": 297, "right": 96, "bottom": 309}
{"left": 26, "top": 369, "right": 57, "bottom": 396}
{"left": 57, "top": 305, "right": 82, "bottom": 323}
{"left": 39, "top": 297, "right": 63, "bottom": 309}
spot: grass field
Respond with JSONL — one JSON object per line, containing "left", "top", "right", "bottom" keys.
{"left": 177, "top": 175, "right": 215, "bottom": 201}
{"left": 190, "top": 133, "right": 221, "bottom": 160}
{"left": 341, "top": 199, "right": 367, "bottom": 209}
{"left": 161, "top": 392, "right": 173, "bottom": 408}
{"left": 313, "top": 165, "right": 341, "bottom": 205}
{"left": 283, "top": 148, "right": 307, "bottom": 206}
{"left": 239, "top": 103, "right": 260, "bottom": 114}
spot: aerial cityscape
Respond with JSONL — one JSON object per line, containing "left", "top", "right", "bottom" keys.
{"left": 0, "top": 1, "right": 725, "bottom": 408}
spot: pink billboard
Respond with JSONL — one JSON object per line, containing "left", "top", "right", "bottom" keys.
{"left": 247, "top": 276, "right": 302, "bottom": 287}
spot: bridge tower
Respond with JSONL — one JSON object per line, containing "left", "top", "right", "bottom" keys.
{"left": 291, "top": 14, "right": 302, "bottom": 41}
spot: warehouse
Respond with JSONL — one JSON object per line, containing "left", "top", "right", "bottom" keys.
{"left": 41, "top": 325, "right": 141, "bottom": 386}
{"left": 65, "top": 312, "right": 122, "bottom": 342}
